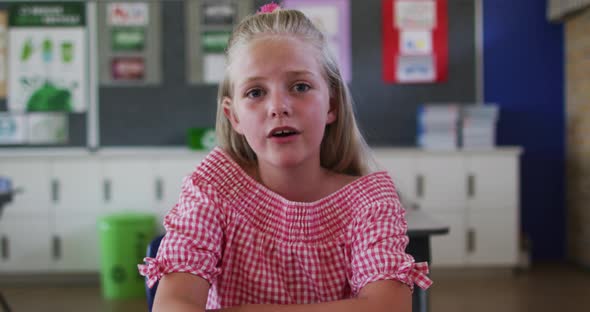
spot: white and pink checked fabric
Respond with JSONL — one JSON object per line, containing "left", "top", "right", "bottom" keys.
{"left": 138, "top": 147, "right": 432, "bottom": 309}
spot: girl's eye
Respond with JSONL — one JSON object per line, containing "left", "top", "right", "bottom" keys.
{"left": 293, "top": 83, "right": 311, "bottom": 93}
{"left": 246, "top": 88, "right": 264, "bottom": 98}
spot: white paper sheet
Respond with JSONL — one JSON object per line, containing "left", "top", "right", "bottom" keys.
{"left": 397, "top": 55, "right": 435, "bottom": 82}
{"left": 203, "top": 53, "right": 226, "bottom": 84}
{"left": 27, "top": 113, "right": 68, "bottom": 144}
{"left": 400, "top": 30, "right": 432, "bottom": 54}
{"left": 0, "top": 113, "right": 27, "bottom": 144}
{"left": 395, "top": 0, "right": 436, "bottom": 29}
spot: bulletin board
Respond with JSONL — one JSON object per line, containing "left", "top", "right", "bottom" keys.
{"left": 0, "top": 1, "right": 87, "bottom": 147}
{"left": 99, "top": 0, "right": 475, "bottom": 147}
{"left": 0, "top": 0, "right": 476, "bottom": 148}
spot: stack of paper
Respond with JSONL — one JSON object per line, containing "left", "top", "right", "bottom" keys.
{"left": 461, "top": 105, "right": 499, "bottom": 150}
{"left": 417, "top": 104, "right": 460, "bottom": 150}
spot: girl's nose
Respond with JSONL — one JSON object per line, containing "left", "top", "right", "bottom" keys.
{"left": 268, "top": 92, "right": 292, "bottom": 118}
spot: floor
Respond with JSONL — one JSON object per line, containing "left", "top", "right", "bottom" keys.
{"left": 1, "top": 263, "right": 589, "bottom": 312}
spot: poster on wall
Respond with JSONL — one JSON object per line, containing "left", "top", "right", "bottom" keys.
{"left": 98, "top": 1, "right": 161, "bottom": 85}
{"left": 0, "top": 11, "right": 7, "bottom": 98}
{"left": 283, "top": 0, "right": 352, "bottom": 82}
{"left": 107, "top": 2, "right": 149, "bottom": 27}
{"left": 7, "top": 2, "right": 87, "bottom": 112}
{"left": 27, "top": 112, "right": 68, "bottom": 144}
{"left": 107, "top": 2, "right": 149, "bottom": 81}
{"left": 186, "top": 0, "right": 252, "bottom": 84}
{"left": 382, "top": 0, "right": 448, "bottom": 84}
{"left": 0, "top": 113, "right": 27, "bottom": 144}
{"left": 201, "top": 0, "right": 236, "bottom": 83}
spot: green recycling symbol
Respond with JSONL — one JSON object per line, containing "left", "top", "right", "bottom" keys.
{"left": 112, "top": 265, "right": 126, "bottom": 283}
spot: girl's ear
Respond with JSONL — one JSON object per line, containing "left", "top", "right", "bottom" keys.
{"left": 326, "top": 96, "right": 337, "bottom": 124}
{"left": 223, "top": 97, "right": 244, "bottom": 134}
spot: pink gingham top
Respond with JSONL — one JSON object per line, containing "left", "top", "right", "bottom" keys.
{"left": 139, "top": 147, "right": 432, "bottom": 309}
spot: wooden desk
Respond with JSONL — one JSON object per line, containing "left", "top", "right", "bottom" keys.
{"left": 406, "top": 209, "right": 449, "bottom": 312}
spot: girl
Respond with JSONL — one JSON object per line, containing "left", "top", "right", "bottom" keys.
{"left": 139, "top": 4, "right": 432, "bottom": 312}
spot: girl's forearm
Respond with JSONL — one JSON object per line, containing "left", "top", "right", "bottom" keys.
{"left": 208, "top": 296, "right": 409, "bottom": 312}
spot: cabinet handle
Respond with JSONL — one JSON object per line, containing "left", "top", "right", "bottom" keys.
{"left": 1, "top": 235, "right": 9, "bottom": 260}
{"left": 51, "top": 179, "right": 60, "bottom": 203}
{"left": 467, "top": 174, "right": 475, "bottom": 198}
{"left": 52, "top": 236, "right": 61, "bottom": 260}
{"left": 416, "top": 174, "right": 424, "bottom": 198}
{"left": 155, "top": 177, "right": 163, "bottom": 201}
{"left": 103, "top": 179, "right": 111, "bottom": 202}
{"left": 467, "top": 228, "right": 476, "bottom": 253}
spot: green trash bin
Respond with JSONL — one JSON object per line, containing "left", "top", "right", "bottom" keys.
{"left": 97, "top": 212, "right": 157, "bottom": 300}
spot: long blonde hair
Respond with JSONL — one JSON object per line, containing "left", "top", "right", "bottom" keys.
{"left": 215, "top": 8, "right": 372, "bottom": 176}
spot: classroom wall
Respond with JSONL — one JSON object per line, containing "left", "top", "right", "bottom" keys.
{"left": 99, "top": 0, "right": 476, "bottom": 146}
{"left": 484, "top": 0, "right": 566, "bottom": 261}
{"left": 565, "top": 6, "right": 590, "bottom": 267}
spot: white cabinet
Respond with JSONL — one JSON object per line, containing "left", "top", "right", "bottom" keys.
{"left": 0, "top": 217, "right": 52, "bottom": 273}
{"left": 0, "top": 148, "right": 521, "bottom": 273}
{"left": 428, "top": 211, "right": 466, "bottom": 266}
{"left": 466, "top": 209, "right": 518, "bottom": 265}
{"left": 415, "top": 154, "right": 466, "bottom": 212}
{"left": 375, "top": 148, "right": 522, "bottom": 268}
{"left": 466, "top": 154, "right": 518, "bottom": 211}
{"left": 100, "top": 158, "right": 156, "bottom": 214}
{"left": 51, "top": 158, "right": 102, "bottom": 216}
{"left": 52, "top": 215, "right": 100, "bottom": 272}
{"left": 373, "top": 150, "right": 416, "bottom": 207}
{"left": 154, "top": 156, "right": 204, "bottom": 231}
{"left": 0, "top": 159, "right": 51, "bottom": 218}
{"left": 464, "top": 154, "right": 519, "bottom": 266}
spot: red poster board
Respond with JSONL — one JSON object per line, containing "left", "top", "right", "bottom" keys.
{"left": 382, "top": 0, "right": 448, "bottom": 83}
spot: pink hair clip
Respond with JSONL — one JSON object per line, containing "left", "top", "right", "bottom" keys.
{"left": 258, "top": 2, "right": 281, "bottom": 14}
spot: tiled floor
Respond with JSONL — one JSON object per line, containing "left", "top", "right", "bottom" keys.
{"left": 1, "top": 263, "right": 589, "bottom": 312}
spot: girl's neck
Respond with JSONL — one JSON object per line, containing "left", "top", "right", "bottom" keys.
{"left": 254, "top": 159, "right": 334, "bottom": 203}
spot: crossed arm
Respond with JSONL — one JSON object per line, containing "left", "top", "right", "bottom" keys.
{"left": 153, "top": 272, "right": 411, "bottom": 312}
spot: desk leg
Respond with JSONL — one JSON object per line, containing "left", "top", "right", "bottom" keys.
{"left": 407, "top": 236, "right": 431, "bottom": 312}
{"left": 0, "top": 291, "right": 11, "bottom": 312}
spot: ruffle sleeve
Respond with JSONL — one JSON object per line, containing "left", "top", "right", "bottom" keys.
{"left": 138, "top": 174, "right": 225, "bottom": 288}
{"left": 348, "top": 198, "right": 433, "bottom": 294}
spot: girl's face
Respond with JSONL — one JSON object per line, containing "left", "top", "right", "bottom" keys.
{"left": 223, "top": 35, "right": 336, "bottom": 170}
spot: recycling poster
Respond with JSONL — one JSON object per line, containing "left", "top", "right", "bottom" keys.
{"left": 7, "top": 2, "right": 87, "bottom": 113}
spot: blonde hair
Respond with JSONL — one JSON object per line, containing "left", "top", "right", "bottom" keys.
{"left": 215, "top": 8, "right": 372, "bottom": 176}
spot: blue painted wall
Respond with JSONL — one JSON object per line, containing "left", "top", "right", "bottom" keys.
{"left": 484, "top": 0, "right": 565, "bottom": 261}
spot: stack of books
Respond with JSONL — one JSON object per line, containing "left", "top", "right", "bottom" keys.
{"left": 416, "top": 104, "right": 460, "bottom": 150}
{"left": 461, "top": 105, "right": 499, "bottom": 150}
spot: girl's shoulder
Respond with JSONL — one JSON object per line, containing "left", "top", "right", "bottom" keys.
{"left": 188, "top": 147, "right": 400, "bottom": 209}
{"left": 188, "top": 146, "right": 251, "bottom": 192}
{"left": 333, "top": 170, "right": 399, "bottom": 204}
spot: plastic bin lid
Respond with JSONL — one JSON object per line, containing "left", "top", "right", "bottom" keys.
{"left": 98, "top": 212, "right": 156, "bottom": 225}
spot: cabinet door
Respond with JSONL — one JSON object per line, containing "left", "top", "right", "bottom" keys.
{"left": 0, "top": 159, "right": 51, "bottom": 218}
{"left": 428, "top": 211, "right": 466, "bottom": 267}
{"left": 416, "top": 154, "right": 466, "bottom": 212}
{"left": 101, "top": 159, "right": 156, "bottom": 214}
{"left": 51, "top": 158, "right": 102, "bottom": 216}
{"left": 0, "top": 217, "right": 51, "bottom": 272}
{"left": 52, "top": 215, "right": 100, "bottom": 272}
{"left": 373, "top": 151, "right": 416, "bottom": 208}
{"left": 466, "top": 155, "right": 518, "bottom": 212}
{"left": 466, "top": 209, "right": 518, "bottom": 266}
{"left": 155, "top": 157, "right": 202, "bottom": 227}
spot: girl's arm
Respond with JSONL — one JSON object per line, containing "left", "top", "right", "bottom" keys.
{"left": 153, "top": 272, "right": 210, "bottom": 312}
{"left": 209, "top": 280, "right": 411, "bottom": 312}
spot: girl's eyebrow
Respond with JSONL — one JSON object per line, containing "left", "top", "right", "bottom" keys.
{"left": 285, "top": 70, "right": 316, "bottom": 78}
{"left": 240, "top": 70, "right": 316, "bottom": 86}
{"left": 237, "top": 70, "right": 317, "bottom": 89}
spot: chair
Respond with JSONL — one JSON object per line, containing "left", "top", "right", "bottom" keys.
{"left": 145, "top": 234, "right": 164, "bottom": 312}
